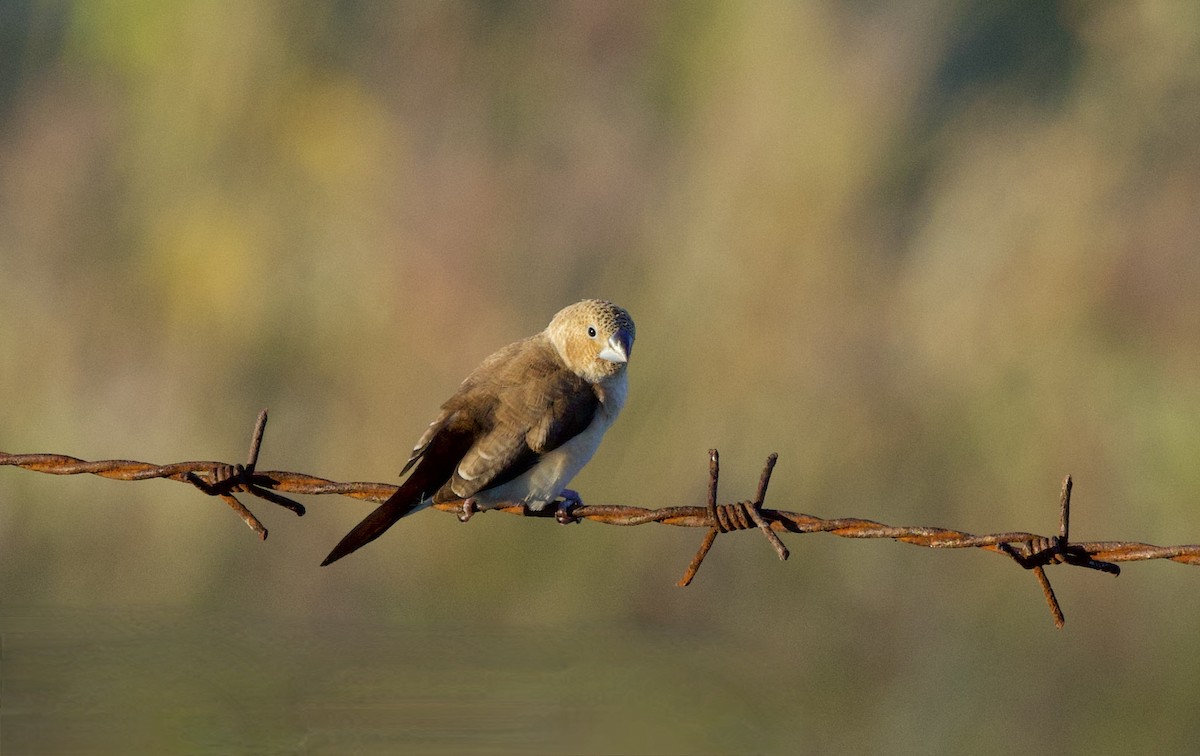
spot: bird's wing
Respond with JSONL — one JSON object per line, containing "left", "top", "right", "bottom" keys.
{"left": 437, "top": 343, "right": 599, "bottom": 502}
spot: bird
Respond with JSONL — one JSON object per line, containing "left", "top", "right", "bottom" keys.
{"left": 321, "top": 299, "right": 635, "bottom": 566}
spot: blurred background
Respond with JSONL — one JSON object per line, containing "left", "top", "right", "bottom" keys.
{"left": 3, "top": 1, "right": 1200, "bottom": 753}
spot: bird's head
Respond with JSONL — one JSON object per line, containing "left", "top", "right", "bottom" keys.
{"left": 547, "top": 299, "right": 635, "bottom": 383}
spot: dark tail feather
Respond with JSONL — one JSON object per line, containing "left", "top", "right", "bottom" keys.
{"left": 320, "top": 488, "right": 424, "bottom": 566}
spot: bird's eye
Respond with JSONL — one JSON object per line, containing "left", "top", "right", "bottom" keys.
{"left": 587, "top": 326, "right": 597, "bottom": 338}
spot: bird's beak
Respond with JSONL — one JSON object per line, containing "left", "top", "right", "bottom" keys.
{"left": 598, "top": 330, "right": 631, "bottom": 364}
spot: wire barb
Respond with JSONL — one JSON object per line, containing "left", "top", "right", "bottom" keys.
{"left": 996, "top": 475, "right": 1120, "bottom": 628}
{"left": 678, "top": 451, "right": 790, "bottom": 586}
{"left": 181, "top": 409, "right": 306, "bottom": 539}
{"left": 678, "top": 450, "right": 723, "bottom": 587}
{"left": 4, "top": 412, "right": 1200, "bottom": 628}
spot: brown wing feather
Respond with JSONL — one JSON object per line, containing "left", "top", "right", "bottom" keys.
{"left": 437, "top": 341, "right": 597, "bottom": 502}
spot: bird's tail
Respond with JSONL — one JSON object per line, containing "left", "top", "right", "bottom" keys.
{"left": 320, "top": 484, "right": 428, "bottom": 566}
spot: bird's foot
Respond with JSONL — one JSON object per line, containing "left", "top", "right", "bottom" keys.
{"left": 457, "top": 499, "right": 479, "bottom": 523}
{"left": 554, "top": 489, "right": 583, "bottom": 525}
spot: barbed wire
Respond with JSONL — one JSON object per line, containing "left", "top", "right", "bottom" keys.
{"left": 4, "top": 409, "right": 1199, "bottom": 628}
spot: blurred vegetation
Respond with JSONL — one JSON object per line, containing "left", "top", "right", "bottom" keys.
{"left": 3, "top": 1, "right": 1200, "bottom": 753}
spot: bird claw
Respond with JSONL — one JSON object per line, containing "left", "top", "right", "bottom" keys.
{"left": 457, "top": 499, "right": 479, "bottom": 523}
{"left": 555, "top": 489, "right": 583, "bottom": 525}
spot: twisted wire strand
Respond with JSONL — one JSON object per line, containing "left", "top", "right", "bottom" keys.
{"left": 5, "top": 451, "right": 1199, "bottom": 564}
{"left": 4, "top": 410, "right": 1200, "bottom": 626}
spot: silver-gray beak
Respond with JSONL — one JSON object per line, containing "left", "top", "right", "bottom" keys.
{"left": 598, "top": 332, "right": 630, "bottom": 364}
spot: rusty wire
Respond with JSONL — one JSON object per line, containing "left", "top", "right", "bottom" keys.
{"left": 4, "top": 409, "right": 1200, "bottom": 628}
